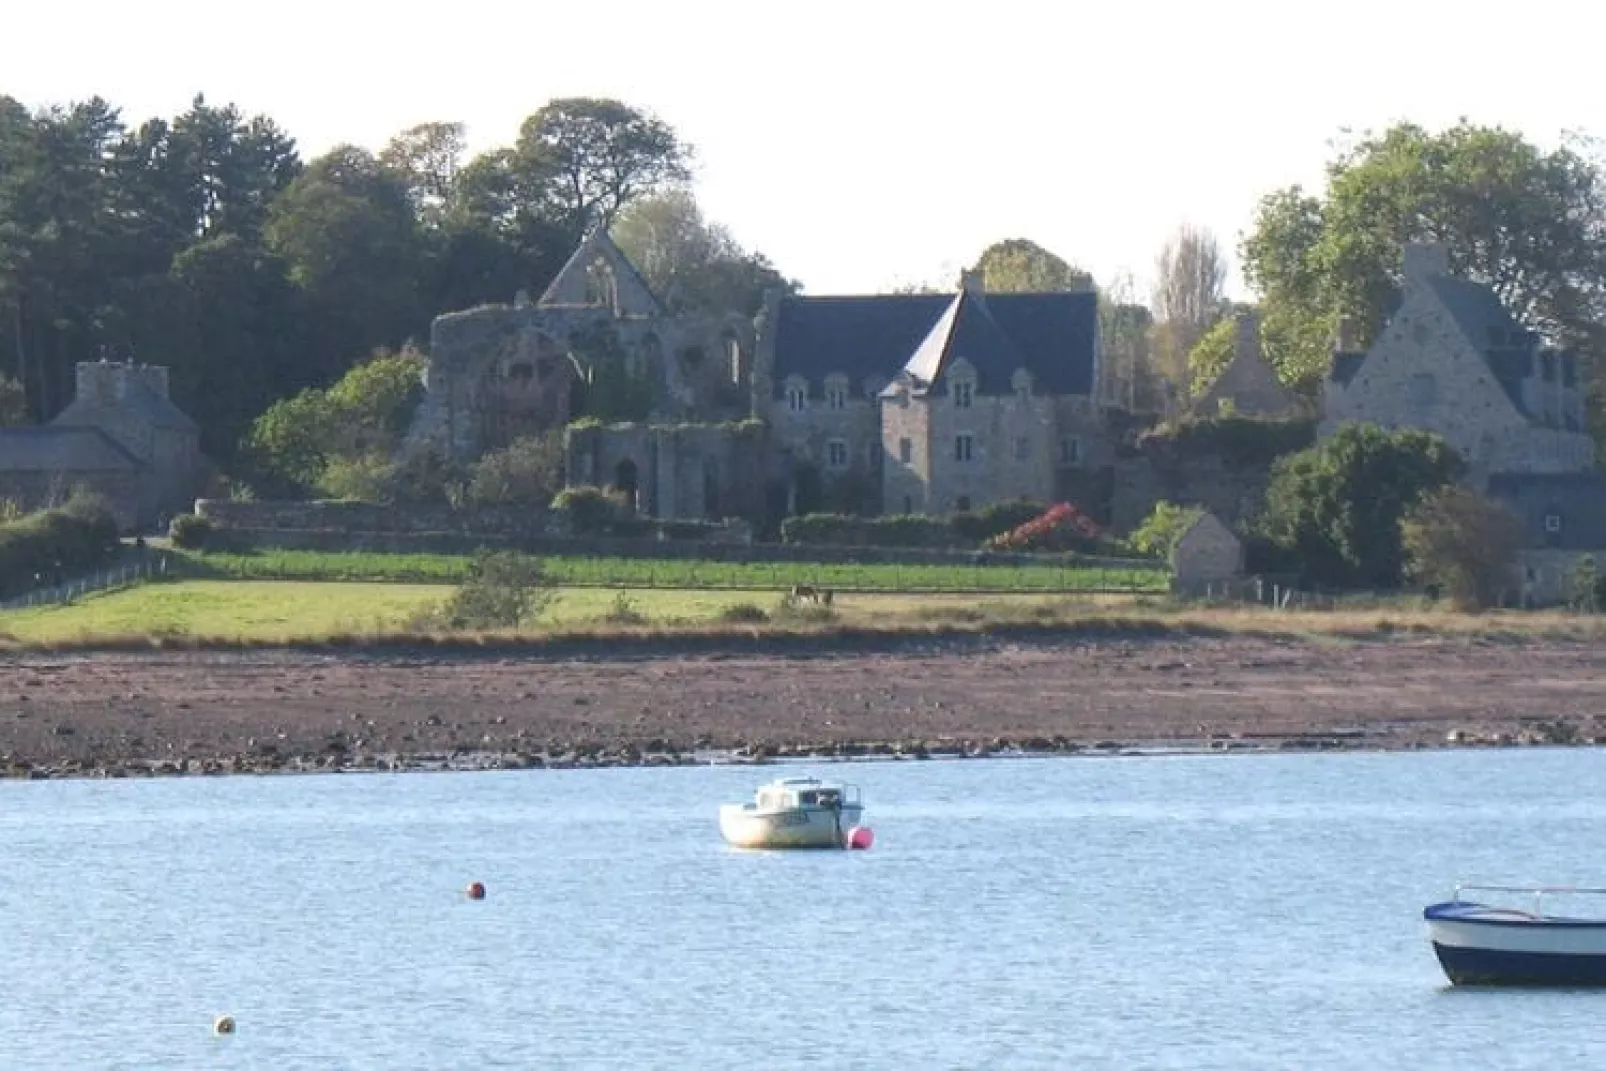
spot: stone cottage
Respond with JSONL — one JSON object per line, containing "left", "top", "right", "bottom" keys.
{"left": 0, "top": 360, "right": 203, "bottom": 529}
{"left": 1320, "top": 243, "right": 1594, "bottom": 481}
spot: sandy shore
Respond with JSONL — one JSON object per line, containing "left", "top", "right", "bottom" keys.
{"left": 2, "top": 631, "right": 1604, "bottom": 778}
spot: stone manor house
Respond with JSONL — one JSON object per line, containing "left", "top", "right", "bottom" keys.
{"left": 405, "top": 228, "right": 1110, "bottom": 525}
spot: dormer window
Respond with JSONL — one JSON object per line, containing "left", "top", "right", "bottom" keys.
{"left": 954, "top": 380, "right": 974, "bottom": 408}
{"left": 825, "top": 375, "right": 849, "bottom": 410}
{"left": 1011, "top": 369, "right": 1033, "bottom": 399}
{"left": 784, "top": 377, "right": 807, "bottom": 412}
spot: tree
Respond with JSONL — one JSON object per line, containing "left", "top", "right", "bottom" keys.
{"left": 246, "top": 346, "right": 426, "bottom": 493}
{"left": 466, "top": 432, "right": 567, "bottom": 508}
{"left": 972, "top": 238, "right": 1090, "bottom": 292}
{"left": 1240, "top": 121, "right": 1606, "bottom": 394}
{"left": 1151, "top": 224, "right": 1229, "bottom": 400}
{"left": 379, "top": 121, "right": 466, "bottom": 228}
{"left": 610, "top": 187, "right": 796, "bottom": 315}
{"left": 441, "top": 550, "right": 554, "bottom": 630}
{"left": 0, "top": 374, "right": 25, "bottom": 426}
{"left": 264, "top": 145, "right": 423, "bottom": 367}
{"left": 1127, "top": 501, "right": 1204, "bottom": 559}
{"left": 514, "top": 98, "right": 691, "bottom": 235}
{"left": 1401, "top": 487, "right": 1526, "bottom": 610}
{"left": 1259, "top": 422, "right": 1466, "bottom": 589}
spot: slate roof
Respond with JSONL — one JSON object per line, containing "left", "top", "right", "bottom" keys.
{"left": 1487, "top": 473, "right": 1606, "bottom": 550}
{"left": 1425, "top": 275, "right": 1540, "bottom": 416}
{"left": 770, "top": 290, "right": 1098, "bottom": 399}
{"left": 0, "top": 426, "right": 145, "bottom": 472}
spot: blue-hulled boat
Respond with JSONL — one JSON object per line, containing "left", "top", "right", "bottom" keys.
{"left": 1425, "top": 884, "right": 1606, "bottom": 986}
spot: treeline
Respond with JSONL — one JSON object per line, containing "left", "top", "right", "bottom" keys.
{"left": 0, "top": 94, "right": 792, "bottom": 473}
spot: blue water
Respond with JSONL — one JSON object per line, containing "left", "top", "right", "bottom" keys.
{"left": 5, "top": 748, "right": 1606, "bottom": 1069}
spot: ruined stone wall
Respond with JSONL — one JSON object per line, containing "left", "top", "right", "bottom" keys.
{"left": 1110, "top": 455, "right": 1272, "bottom": 534}
{"left": 565, "top": 421, "right": 769, "bottom": 523}
{"left": 196, "top": 499, "right": 552, "bottom": 537}
{"left": 409, "top": 302, "right": 756, "bottom": 462}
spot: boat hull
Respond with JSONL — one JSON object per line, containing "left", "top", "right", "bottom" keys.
{"left": 718, "top": 804, "right": 864, "bottom": 850}
{"left": 1426, "top": 900, "right": 1606, "bottom": 986}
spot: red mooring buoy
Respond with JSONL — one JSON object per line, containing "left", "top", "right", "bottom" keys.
{"left": 466, "top": 881, "right": 486, "bottom": 900}
{"left": 845, "top": 826, "right": 875, "bottom": 850}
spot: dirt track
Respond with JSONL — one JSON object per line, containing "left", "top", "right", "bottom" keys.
{"left": 2, "top": 632, "right": 1604, "bottom": 777}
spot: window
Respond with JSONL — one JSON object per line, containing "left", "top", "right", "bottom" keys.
{"left": 1059, "top": 437, "right": 1080, "bottom": 464}
{"left": 785, "top": 383, "right": 807, "bottom": 412}
{"left": 1013, "top": 436, "right": 1030, "bottom": 460}
{"left": 826, "top": 439, "right": 849, "bottom": 469}
{"left": 955, "top": 434, "right": 974, "bottom": 462}
{"left": 954, "top": 380, "right": 974, "bottom": 408}
{"left": 902, "top": 496, "right": 913, "bottom": 514}
{"left": 898, "top": 437, "right": 912, "bottom": 464}
{"left": 1541, "top": 353, "right": 1556, "bottom": 383}
{"left": 956, "top": 496, "right": 972, "bottom": 512}
{"left": 827, "top": 386, "right": 847, "bottom": 409}
{"left": 1545, "top": 513, "right": 1563, "bottom": 534}
{"left": 1563, "top": 355, "right": 1578, "bottom": 388}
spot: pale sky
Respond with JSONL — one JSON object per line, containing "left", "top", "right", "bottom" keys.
{"left": 11, "top": 0, "right": 1605, "bottom": 304}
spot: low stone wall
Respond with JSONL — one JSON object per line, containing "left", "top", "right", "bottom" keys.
{"left": 195, "top": 499, "right": 549, "bottom": 536}
{"left": 1516, "top": 548, "right": 1600, "bottom": 607}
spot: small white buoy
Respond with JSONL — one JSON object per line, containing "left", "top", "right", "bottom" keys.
{"left": 213, "top": 1015, "right": 236, "bottom": 1036}
{"left": 845, "top": 826, "right": 874, "bottom": 850}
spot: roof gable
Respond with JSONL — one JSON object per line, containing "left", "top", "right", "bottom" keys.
{"left": 538, "top": 229, "right": 663, "bottom": 316}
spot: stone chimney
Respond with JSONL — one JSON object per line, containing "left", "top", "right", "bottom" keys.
{"left": 959, "top": 268, "right": 986, "bottom": 296}
{"left": 1232, "top": 309, "right": 1260, "bottom": 365}
{"left": 1402, "top": 242, "right": 1449, "bottom": 283}
{"left": 74, "top": 360, "right": 116, "bottom": 406}
{"left": 134, "top": 363, "right": 170, "bottom": 399}
{"left": 1335, "top": 315, "right": 1358, "bottom": 353}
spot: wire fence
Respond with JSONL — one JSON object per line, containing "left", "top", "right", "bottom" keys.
{"left": 0, "top": 553, "right": 173, "bottom": 611}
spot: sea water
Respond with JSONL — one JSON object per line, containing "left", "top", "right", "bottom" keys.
{"left": 4, "top": 747, "right": 1606, "bottom": 1069}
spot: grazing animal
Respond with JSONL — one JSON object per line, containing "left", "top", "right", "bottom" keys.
{"left": 788, "top": 584, "right": 834, "bottom": 606}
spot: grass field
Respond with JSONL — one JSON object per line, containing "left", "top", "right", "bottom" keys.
{"left": 174, "top": 547, "right": 1168, "bottom": 593}
{"left": 0, "top": 580, "right": 1095, "bottom": 644}
{"left": 3, "top": 575, "right": 1603, "bottom": 649}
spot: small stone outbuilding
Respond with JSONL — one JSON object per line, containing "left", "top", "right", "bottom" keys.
{"left": 1170, "top": 510, "right": 1244, "bottom": 596}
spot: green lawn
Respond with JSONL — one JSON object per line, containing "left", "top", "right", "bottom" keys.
{"left": 176, "top": 547, "right": 1168, "bottom": 593}
{"left": 0, "top": 580, "right": 1089, "bottom": 643}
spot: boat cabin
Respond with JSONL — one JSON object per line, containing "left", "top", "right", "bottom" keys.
{"left": 754, "top": 778, "right": 860, "bottom": 812}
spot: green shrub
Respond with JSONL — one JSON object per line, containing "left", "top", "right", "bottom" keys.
{"left": 551, "top": 485, "right": 631, "bottom": 535}
{"left": 442, "top": 550, "right": 554, "bottom": 629}
{"left": 0, "top": 502, "right": 121, "bottom": 596}
{"left": 169, "top": 514, "right": 215, "bottom": 550}
{"left": 1127, "top": 501, "right": 1204, "bottom": 560}
{"left": 717, "top": 601, "right": 770, "bottom": 623}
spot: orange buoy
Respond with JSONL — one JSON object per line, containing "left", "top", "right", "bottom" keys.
{"left": 845, "top": 826, "right": 874, "bottom": 850}
{"left": 466, "top": 881, "right": 486, "bottom": 900}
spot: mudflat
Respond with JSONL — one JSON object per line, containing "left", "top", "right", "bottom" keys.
{"left": 2, "top": 632, "right": 1603, "bottom": 778}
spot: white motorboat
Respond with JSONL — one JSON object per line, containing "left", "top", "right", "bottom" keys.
{"left": 718, "top": 776, "right": 867, "bottom": 850}
{"left": 1424, "top": 884, "right": 1606, "bottom": 986}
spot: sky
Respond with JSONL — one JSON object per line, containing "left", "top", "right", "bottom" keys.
{"left": 10, "top": 0, "right": 1606, "bottom": 304}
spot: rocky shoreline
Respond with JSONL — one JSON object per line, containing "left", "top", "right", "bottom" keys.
{"left": 3, "top": 631, "right": 1605, "bottom": 781}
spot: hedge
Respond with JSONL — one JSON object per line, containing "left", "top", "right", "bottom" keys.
{"left": 0, "top": 499, "right": 121, "bottom": 597}
{"left": 781, "top": 499, "right": 1059, "bottom": 549}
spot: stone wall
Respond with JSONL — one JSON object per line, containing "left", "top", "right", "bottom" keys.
{"left": 196, "top": 499, "right": 551, "bottom": 537}
{"left": 1515, "top": 549, "right": 1598, "bottom": 607}
{"left": 1110, "top": 455, "right": 1271, "bottom": 534}
{"left": 564, "top": 421, "right": 770, "bottom": 522}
